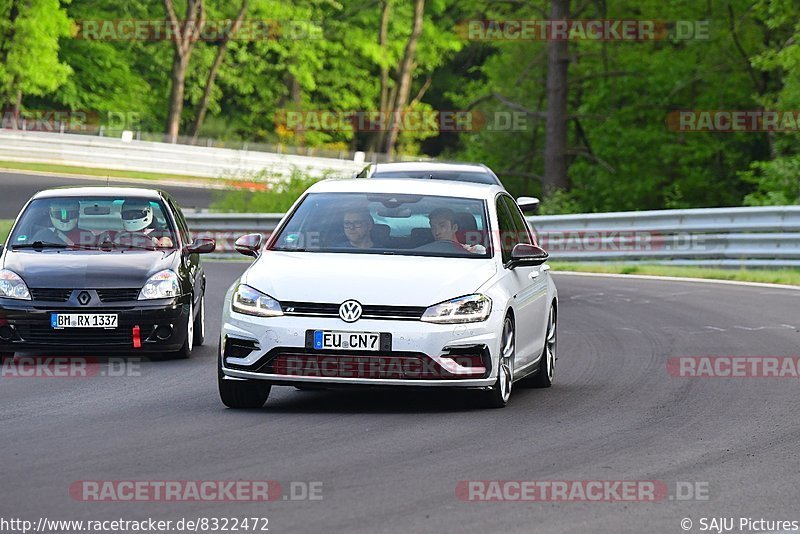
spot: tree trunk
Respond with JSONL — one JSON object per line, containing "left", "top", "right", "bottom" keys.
{"left": 166, "top": 54, "right": 189, "bottom": 143}
{"left": 164, "top": 0, "right": 205, "bottom": 143}
{"left": 382, "top": 0, "right": 425, "bottom": 157}
{"left": 190, "top": 0, "right": 249, "bottom": 142}
{"left": 372, "top": 0, "right": 392, "bottom": 152}
{"left": 543, "top": 0, "right": 570, "bottom": 192}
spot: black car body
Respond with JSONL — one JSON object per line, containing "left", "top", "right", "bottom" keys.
{"left": 0, "top": 187, "right": 215, "bottom": 358}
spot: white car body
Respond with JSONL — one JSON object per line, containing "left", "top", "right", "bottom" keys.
{"left": 219, "top": 179, "right": 557, "bottom": 406}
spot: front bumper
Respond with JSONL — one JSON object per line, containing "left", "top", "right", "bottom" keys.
{"left": 220, "top": 311, "right": 501, "bottom": 388}
{"left": 0, "top": 296, "right": 191, "bottom": 353}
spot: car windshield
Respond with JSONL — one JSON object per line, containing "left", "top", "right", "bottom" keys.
{"left": 270, "top": 192, "right": 492, "bottom": 258}
{"left": 371, "top": 171, "right": 497, "bottom": 185}
{"left": 8, "top": 196, "right": 177, "bottom": 251}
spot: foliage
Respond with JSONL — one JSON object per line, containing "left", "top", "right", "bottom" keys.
{"left": 7, "top": 0, "right": 800, "bottom": 212}
{"left": 211, "top": 168, "right": 329, "bottom": 213}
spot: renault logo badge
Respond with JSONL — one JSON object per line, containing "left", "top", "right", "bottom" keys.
{"left": 338, "top": 300, "right": 363, "bottom": 323}
{"left": 77, "top": 291, "right": 91, "bottom": 306}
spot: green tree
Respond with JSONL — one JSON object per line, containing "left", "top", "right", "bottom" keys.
{"left": 0, "top": 0, "right": 72, "bottom": 120}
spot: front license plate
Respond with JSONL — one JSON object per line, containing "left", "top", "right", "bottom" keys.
{"left": 313, "top": 330, "right": 380, "bottom": 351}
{"left": 51, "top": 314, "right": 118, "bottom": 329}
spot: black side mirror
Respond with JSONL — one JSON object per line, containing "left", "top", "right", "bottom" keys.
{"left": 509, "top": 243, "right": 549, "bottom": 268}
{"left": 517, "top": 197, "right": 540, "bottom": 214}
{"left": 186, "top": 238, "right": 216, "bottom": 254}
{"left": 235, "top": 233, "right": 264, "bottom": 258}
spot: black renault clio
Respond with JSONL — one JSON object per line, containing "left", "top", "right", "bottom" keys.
{"left": 0, "top": 187, "right": 215, "bottom": 360}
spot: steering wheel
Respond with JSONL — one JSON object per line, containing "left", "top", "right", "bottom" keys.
{"left": 413, "top": 239, "right": 466, "bottom": 253}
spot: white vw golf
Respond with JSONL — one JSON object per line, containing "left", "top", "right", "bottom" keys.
{"left": 218, "top": 179, "right": 558, "bottom": 408}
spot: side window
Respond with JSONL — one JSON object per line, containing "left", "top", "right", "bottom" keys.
{"left": 168, "top": 199, "right": 192, "bottom": 245}
{"left": 502, "top": 196, "right": 532, "bottom": 246}
{"left": 495, "top": 197, "right": 517, "bottom": 264}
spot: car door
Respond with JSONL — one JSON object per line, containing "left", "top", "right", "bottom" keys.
{"left": 167, "top": 198, "right": 203, "bottom": 304}
{"left": 497, "top": 194, "right": 549, "bottom": 372}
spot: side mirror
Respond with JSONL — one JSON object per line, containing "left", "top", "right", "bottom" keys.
{"left": 517, "top": 196, "right": 540, "bottom": 214}
{"left": 509, "top": 243, "right": 549, "bottom": 267}
{"left": 186, "top": 238, "right": 216, "bottom": 254}
{"left": 235, "top": 233, "right": 264, "bottom": 258}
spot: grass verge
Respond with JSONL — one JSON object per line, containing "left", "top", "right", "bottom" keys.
{"left": 0, "top": 160, "right": 212, "bottom": 184}
{"left": 1, "top": 219, "right": 13, "bottom": 243}
{"left": 550, "top": 262, "right": 800, "bottom": 286}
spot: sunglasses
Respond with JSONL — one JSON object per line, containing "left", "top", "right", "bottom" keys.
{"left": 343, "top": 220, "right": 367, "bottom": 229}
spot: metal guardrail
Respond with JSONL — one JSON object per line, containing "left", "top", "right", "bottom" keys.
{"left": 0, "top": 130, "right": 364, "bottom": 179}
{"left": 185, "top": 206, "right": 800, "bottom": 267}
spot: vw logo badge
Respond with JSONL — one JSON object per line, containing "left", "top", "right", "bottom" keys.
{"left": 339, "top": 300, "right": 363, "bottom": 323}
{"left": 77, "top": 291, "right": 91, "bottom": 306}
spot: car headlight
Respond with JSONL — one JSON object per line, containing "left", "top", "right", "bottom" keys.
{"left": 0, "top": 269, "right": 31, "bottom": 300}
{"left": 231, "top": 284, "right": 283, "bottom": 317}
{"left": 421, "top": 294, "right": 492, "bottom": 324}
{"left": 138, "top": 270, "right": 180, "bottom": 300}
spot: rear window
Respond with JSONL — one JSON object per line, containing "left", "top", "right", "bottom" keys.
{"left": 371, "top": 171, "right": 498, "bottom": 185}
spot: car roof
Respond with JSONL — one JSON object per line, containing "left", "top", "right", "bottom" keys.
{"left": 307, "top": 178, "right": 506, "bottom": 199}
{"left": 31, "top": 186, "right": 166, "bottom": 200}
{"left": 370, "top": 161, "right": 493, "bottom": 173}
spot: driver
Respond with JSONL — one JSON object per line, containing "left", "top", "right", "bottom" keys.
{"left": 428, "top": 208, "right": 486, "bottom": 254}
{"left": 41, "top": 200, "right": 84, "bottom": 246}
{"left": 116, "top": 199, "right": 174, "bottom": 249}
{"left": 341, "top": 207, "right": 375, "bottom": 249}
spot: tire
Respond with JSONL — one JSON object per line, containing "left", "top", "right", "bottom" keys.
{"left": 218, "top": 356, "right": 270, "bottom": 409}
{"left": 521, "top": 304, "right": 556, "bottom": 388}
{"left": 193, "top": 294, "right": 205, "bottom": 347}
{"left": 172, "top": 299, "right": 194, "bottom": 359}
{"left": 480, "top": 315, "right": 515, "bottom": 408}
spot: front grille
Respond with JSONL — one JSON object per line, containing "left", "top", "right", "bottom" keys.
{"left": 282, "top": 301, "right": 425, "bottom": 321}
{"left": 16, "top": 324, "right": 133, "bottom": 345}
{"left": 262, "top": 352, "right": 484, "bottom": 380}
{"left": 28, "top": 288, "right": 141, "bottom": 303}
{"left": 97, "top": 289, "right": 140, "bottom": 302}
{"left": 29, "top": 289, "right": 72, "bottom": 302}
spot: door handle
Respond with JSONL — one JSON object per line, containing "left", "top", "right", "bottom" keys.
{"left": 541, "top": 264, "right": 551, "bottom": 273}
{"left": 529, "top": 271, "right": 539, "bottom": 279}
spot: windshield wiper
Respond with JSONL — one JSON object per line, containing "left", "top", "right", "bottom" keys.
{"left": 12, "top": 241, "right": 68, "bottom": 250}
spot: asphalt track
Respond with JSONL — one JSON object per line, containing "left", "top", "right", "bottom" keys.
{"left": 2, "top": 264, "right": 800, "bottom": 533}
{"left": 0, "top": 171, "right": 217, "bottom": 219}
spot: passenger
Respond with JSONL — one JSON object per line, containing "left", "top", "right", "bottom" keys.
{"left": 341, "top": 207, "right": 375, "bottom": 249}
{"left": 428, "top": 207, "right": 486, "bottom": 254}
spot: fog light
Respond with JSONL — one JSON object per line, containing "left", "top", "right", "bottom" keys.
{"left": 155, "top": 325, "right": 173, "bottom": 340}
{"left": 0, "top": 325, "right": 13, "bottom": 341}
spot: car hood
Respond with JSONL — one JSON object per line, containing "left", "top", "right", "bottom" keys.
{"left": 2, "top": 249, "right": 178, "bottom": 288}
{"left": 243, "top": 251, "right": 497, "bottom": 306}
